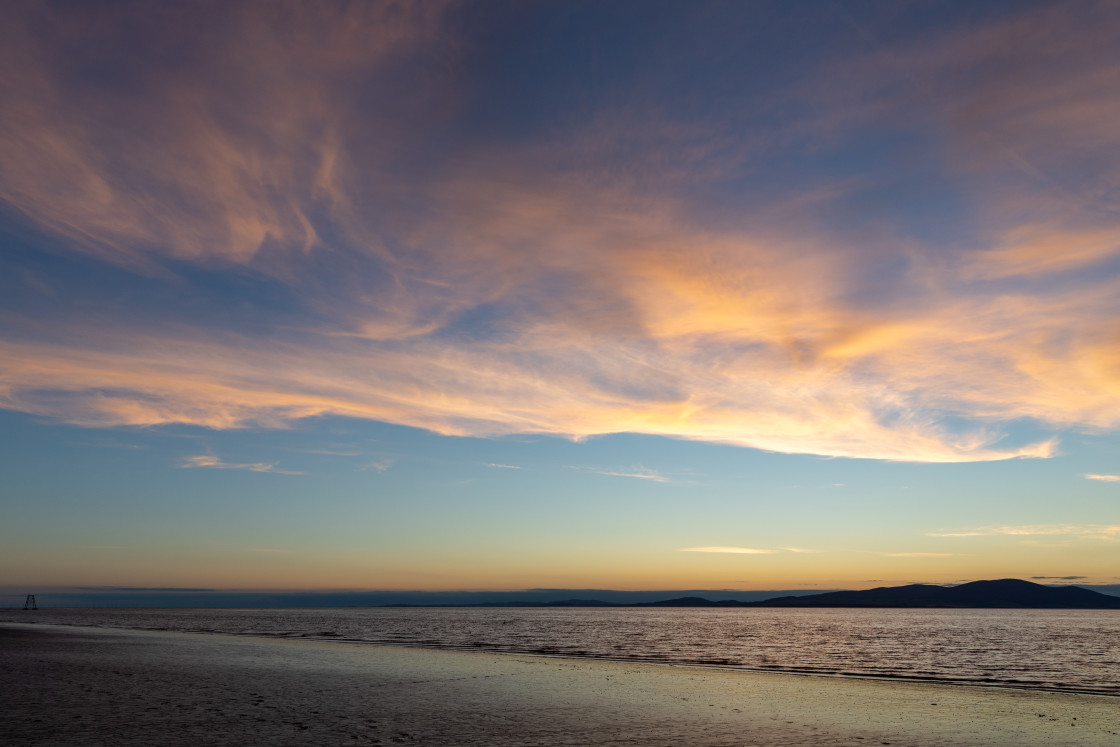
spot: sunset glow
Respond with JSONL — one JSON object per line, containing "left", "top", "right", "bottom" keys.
{"left": 2, "top": 1, "right": 1118, "bottom": 596}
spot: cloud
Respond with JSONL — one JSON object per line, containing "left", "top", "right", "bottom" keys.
{"left": 359, "top": 458, "right": 395, "bottom": 473}
{"left": 880, "top": 552, "right": 960, "bottom": 558}
{"left": 0, "top": 1, "right": 452, "bottom": 270}
{"left": 680, "top": 547, "right": 777, "bottom": 555}
{"left": 1031, "top": 576, "right": 1086, "bottom": 581}
{"left": 483, "top": 463, "right": 522, "bottom": 470}
{"left": 1085, "top": 473, "right": 1120, "bottom": 482}
{"left": 0, "top": 328, "right": 1062, "bottom": 463}
{"left": 964, "top": 227, "right": 1120, "bottom": 280}
{"left": 0, "top": 3, "right": 1118, "bottom": 463}
{"left": 575, "top": 466, "right": 670, "bottom": 483}
{"left": 930, "top": 525, "right": 1120, "bottom": 539}
{"left": 779, "top": 547, "right": 820, "bottom": 554}
{"left": 180, "top": 454, "right": 303, "bottom": 475}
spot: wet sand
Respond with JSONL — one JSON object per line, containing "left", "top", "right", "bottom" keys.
{"left": 2, "top": 622, "right": 1117, "bottom": 746}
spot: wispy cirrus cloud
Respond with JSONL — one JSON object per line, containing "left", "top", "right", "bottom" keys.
{"left": 1085, "top": 473, "right": 1120, "bottom": 482}
{"left": 0, "top": 1, "right": 452, "bottom": 270}
{"left": 180, "top": 455, "right": 303, "bottom": 475}
{"left": 681, "top": 546, "right": 816, "bottom": 555}
{"left": 575, "top": 466, "right": 670, "bottom": 483}
{"left": 930, "top": 525, "right": 1120, "bottom": 539}
{"left": 964, "top": 227, "right": 1120, "bottom": 280}
{"left": 483, "top": 463, "right": 522, "bottom": 470}
{"left": 880, "top": 552, "right": 960, "bottom": 558}
{"left": 0, "top": 3, "right": 1118, "bottom": 464}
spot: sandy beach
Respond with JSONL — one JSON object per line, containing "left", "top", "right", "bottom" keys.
{"left": 2, "top": 622, "right": 1118, "bottom": 746}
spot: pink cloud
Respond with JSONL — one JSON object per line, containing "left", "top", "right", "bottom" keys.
{"left": 0, "top": 3, "right": 1117, "bottom": 465}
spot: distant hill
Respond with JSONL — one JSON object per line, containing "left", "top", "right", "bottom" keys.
{"left": 412, "top": 580, "right": 1120, "bottom": 609}
{"left": 636, "top": 596, "right": 741, "bottom": 607}
{"left": 656, "top": 579, "right": 1120, "bottom": 609}
{"left": 478, "top": 599, "right": 618, "bottom": 607}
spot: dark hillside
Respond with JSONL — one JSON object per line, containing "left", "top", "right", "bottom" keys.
{"left": 745, "top": 579, "right": 1120, "bottom": 608}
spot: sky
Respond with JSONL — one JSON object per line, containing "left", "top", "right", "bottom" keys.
{"left": 1, "top": 0, "right": 1118, "bottom": 598}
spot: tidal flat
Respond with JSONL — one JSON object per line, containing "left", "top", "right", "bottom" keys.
{"left": 3, "top": 622, "right": 1119, "bottom": 745}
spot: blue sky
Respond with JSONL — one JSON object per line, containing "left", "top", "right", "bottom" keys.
{"left": 1, "top": 0, "right": 1118, "bottom": 594}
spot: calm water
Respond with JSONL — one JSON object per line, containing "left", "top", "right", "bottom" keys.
{"left": 3, "top": 606, "right": 1117, "bottom": 696}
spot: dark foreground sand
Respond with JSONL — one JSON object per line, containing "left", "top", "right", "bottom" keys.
{"left": 2, "top": 623, "right": 1117, "bottom": 746}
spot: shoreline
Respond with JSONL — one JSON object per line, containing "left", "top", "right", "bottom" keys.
{"left": 4, "top": 622, "right": 1120, "bottom": 745}
{"left": 3, "top": 617, "right": 1117, "bottom": 699}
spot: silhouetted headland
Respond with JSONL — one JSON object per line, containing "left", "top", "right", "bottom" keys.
{"left": 643, "top": 579, "right": 1120, "bottom": 609}
{"left": 373, "top": 579, "right": 1120, "bottom": 609}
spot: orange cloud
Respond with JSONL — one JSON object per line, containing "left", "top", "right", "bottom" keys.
{"left": 1, "top": 2, "right": 1119, "bottom": 465}
{"left": 181, "top": 455, "right": 303, "bottom": 475}
{"left": 964, "top": 225, "right": 1120, "bottom": 279}
{"left": 1085, "top": 473, "right": 1120, "bottom": 482}
{"left": 0, "top": 149, "right": 1106, "bottom": 461}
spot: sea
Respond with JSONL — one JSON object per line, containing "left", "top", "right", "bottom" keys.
{"left": 3, "top": 606, "right": 1117, "bottom": 696}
